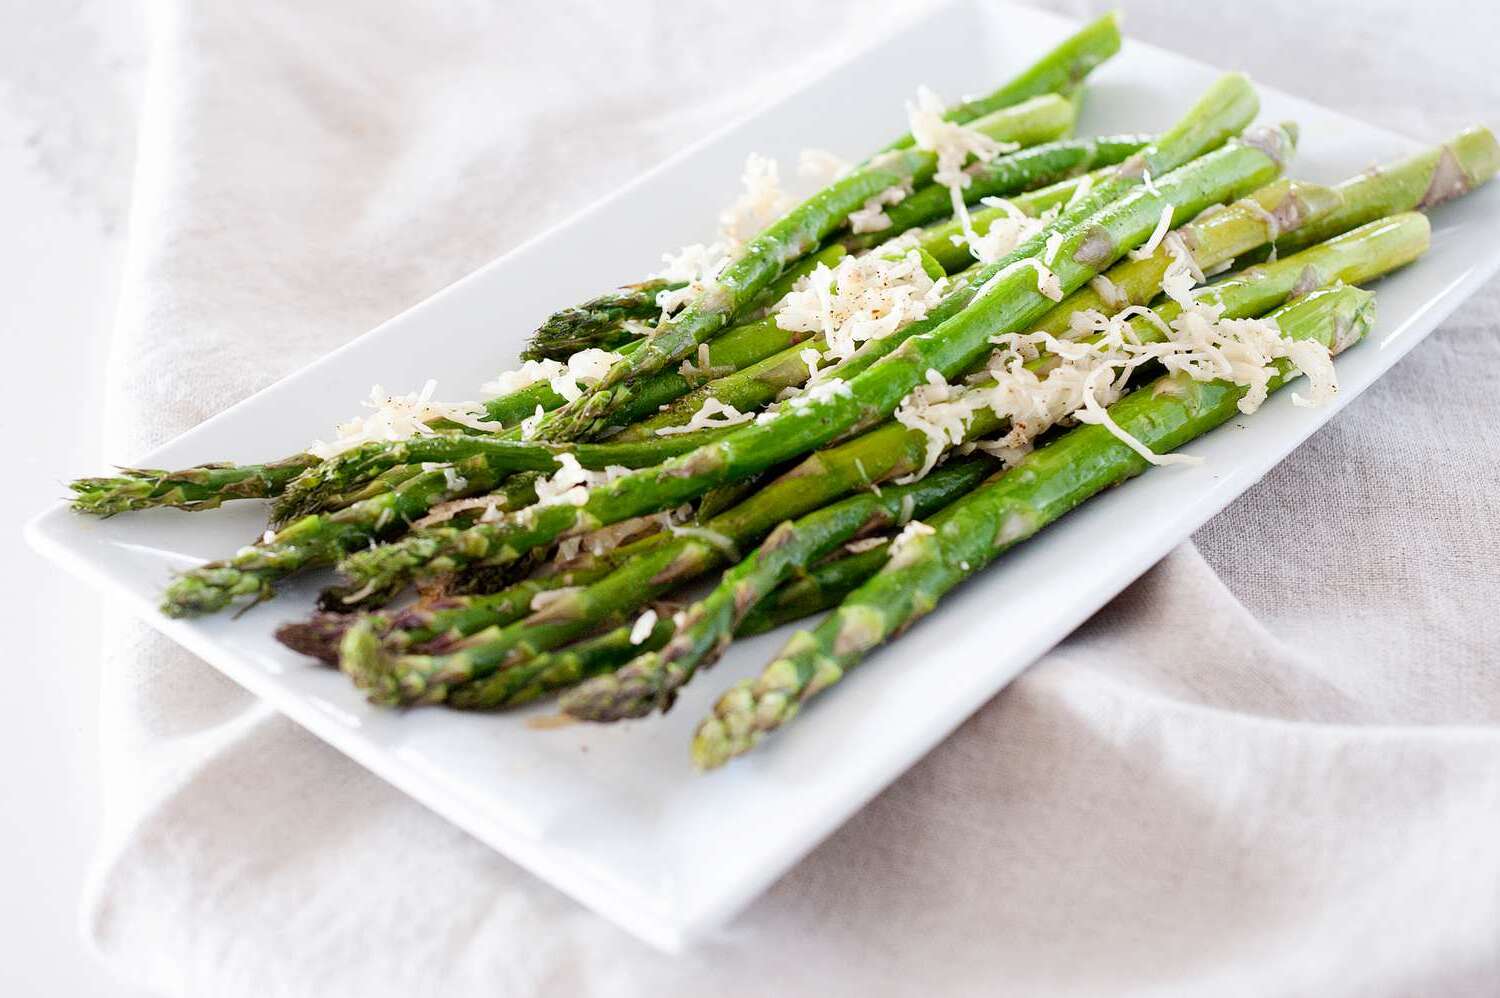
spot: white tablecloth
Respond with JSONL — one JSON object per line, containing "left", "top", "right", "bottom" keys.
{"left": 87, "top": 2, "right": 1500, "bottom": 994}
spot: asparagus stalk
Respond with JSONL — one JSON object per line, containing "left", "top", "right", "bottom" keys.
{"left": 736, "top": 543, "right": 892, "bottom": 635}
{"left": 70, "top": 455, "right": 321, "bottom": 515}
{"left": 534, "top": 93, "right": 1080, "bottom": 441}
{"left": 520, "top": 281, "right": 670, "bottom": 362}
{"left": 341, "top": 458, "right": 994, "bottom": 705}
{"left": 77, "top": 246, "right": 846, "bottom": 521}
{"left": 445, "top": 543, "right": 895, "bottom": 711}
{"left": 693, "top": 283, "right": 1379, "bottom": 768}
{"left": 332, "top": 93, "right": 1278, "bottom": 601}
{"left": 1272, "top": 127, "right": 1500, "bottom": 256}
{"left": 846, "top": 133, "right": 1152, "bottom": 251}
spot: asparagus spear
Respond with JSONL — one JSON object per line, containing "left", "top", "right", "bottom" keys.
{"left": 1272, "top": 127, "right": 1500, "bottom": 256}
{"left": 342, "top": 458, "right": 994, "bottom": 705}
{"left": 736, "top": 542, "right": 892, "bottom": 636}
{"left": 70, "top": 455, "right": 321, "bottom": 516}
{"left": 445, "top": 543, "right": 895, "bottom": 711}
{"left": 845, "top": 133, "right": 1152, "bottom": 251}
{"left": 333, "top": 93, "right": 1278, "bottom": 601}
{"left": 533, "top": 93, "right": 1080, "bottom": 441}
{"left": 520, "top": 281, "right": 670, "bottom": 362}
{"left": 693, "top": 283, "right": 1379, "bottom": 768}
{"left": 558, "top": 460, "right": 1004, "bottom": 719}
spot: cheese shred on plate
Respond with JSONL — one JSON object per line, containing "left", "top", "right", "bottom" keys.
{"left": 308, "top": 381, "right": 491, "bottom": 460}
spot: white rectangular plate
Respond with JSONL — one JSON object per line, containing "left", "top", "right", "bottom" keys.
{"left": 27, "top": 0, "right": 1500, "bottom": 952}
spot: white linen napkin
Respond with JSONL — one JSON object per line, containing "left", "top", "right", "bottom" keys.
{"left": 88, "top": 1, "right": 1500, "bottom": 995}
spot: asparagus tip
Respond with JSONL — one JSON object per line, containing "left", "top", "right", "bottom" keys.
{"left": 558, "top": 652, "right": 674, "bottom": 722}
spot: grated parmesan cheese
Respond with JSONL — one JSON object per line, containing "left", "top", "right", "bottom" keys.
{"left": 958, "top": 196, "right": 1054, "bottom": 265}
{"left": 309, "top": 381, "right": 491, "bottom": 460}
{"left": 1043, "top": 231, "right": 1065, "bottom": 267}
{"left": 533, "top": 454, "right": 632, "bottom": 508}
{"left": 654, "top": 243, "right": 732, "bottom": 318}
{"left": 414, "top": 494, "right": 511, "bottom": 529}
{"left": 719, "top": 153, "right": 794, "bottom": 247}
{"left": 1128, "top": 205, "right": 1176, "bottom": 261}
{"left": 530, "top": 588, "right": 581, "bottom": 613}
{"left": 483, "top": 359, "right": 566, "bottom": 397}
{"left": 893, "top": 271, "right": 1341, "bottom": 479}
{"left": 668, "top": 524, "right": 742, "bottom": 562}
{"left": 907, "top": 86, "right": 1018, "bottom": 257}
{"left": 774, "top": 250, "right": 947, "bottom": 367}
{"left": 844, "top": 536, "right": 889, "bottom": 554}
{"left": 518, "top": 404, "right": 546, "bottom": 440}
{"left": 654, "top": 397, "right": 755, "bottom": 435}
{"left": 849, "top": 183, "right": 913, "bottom": 234}
{"left": 1090, "top": 273, "right": 1129, "bottom": 311}
{"left": 1140, "top": 170, "right": 1161, "bottom": 197}
{"left": 1065, "top": 172, "right": 1095, "bottom": 210}
{"left": 798, "top": 148, "right": 851, "bottom": 186}
{"left": 629, "top": 608, "right": 659, "bottom": 645}
{"left": 678, "top": 343, "right": 714, "bottom": 380}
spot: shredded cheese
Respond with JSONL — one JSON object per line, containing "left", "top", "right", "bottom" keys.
{"left": 719, "top": 153, "right": 794, "bottom": 247}
{"left": 414, "top": 494, "right": 511, "bottom": 529}
{"left": 654, "top": 397, "right": 755, "bottom": 435}
{"left": 678, "top": 343, "right": 714, "bottom": 380}
{"left": 668, "top": 524, "right": 742, "bottom": 562}
{"left": 959, "top": 196, "right": 1054, "bottom": 264}
{"left": 1065, "top": 172, "right": 1095, "bottom": 210}
{"left": 484, "top": 359, "right": 566, "bottom": 397}
{"left": 844, "top": 536, "right": 889, "bottom": 554}
{"left": 1043, "top": 231, "right": 1065, "bottom": 267}
{"left": 1090, "top": 273, "right": 1129, "bottom": 311}
{"left": 1128, "top": 205, "right": 1176, "bottom": 261}
{"left": 629, "top": 608, "right": 659, "bottom": 645}
{"left": 774, "top": 250, "right": 947, "bottom": 367}
{"left": 849, "top": 183, "right": 913, "bottom": 234}
{"left": 798, "top": 148, "right": 851, "bottom": 185}
{"left": 309, "top": 381, "right": 491, "bottom": 460}
{"left": 893, "top": 271, "right": 1341, "bottom": 479}
{"left": 533, "top": 454, "right": 632, "bottom": 508}
{"left": 530, "top": 588, "right": 581, "bottom": 613}
{"left": 907, "top": 86, "right": 1018, "bottom": 257}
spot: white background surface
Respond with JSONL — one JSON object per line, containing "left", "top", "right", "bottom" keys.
{"left": 5, "top": 0, "right": 1496, "bottom": 993}
{"left": 0, "top": 4, "right": 151, "bottom": 994}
